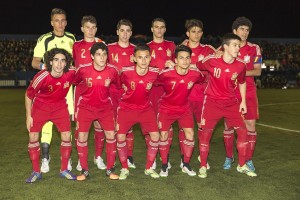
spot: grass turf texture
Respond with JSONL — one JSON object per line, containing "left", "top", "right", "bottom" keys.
{"left": 0, "top": 88, "right": 299, "bottom": 200}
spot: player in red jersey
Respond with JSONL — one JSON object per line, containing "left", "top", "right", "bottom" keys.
{"left": 72, "top": 15, "right": 106, "bottom": 171}
{"left": 25, "top": 48, "right": 76, "bottom": 183}
{"left": 196, "top": 33, "right": 257, "bottom": 178}
{"left": 155, "top": 45, "right": 205, "bottom": 177}
{"left": 73, "top": 43, "right": 119, "bottom": 181}
{"left": 147, "top": 18, "right": 176, "bottom": 170}
{"left": 116, "top": 44, "right": 160, "bottom": 180}
{"left": 222, "top": 17, "right": 262, "bottom": 172}
{"left": 177, "top": 19, "right": 216, "bottom": 168}
{"left": 107, "top": 19, "right": 137, "bottom": 168}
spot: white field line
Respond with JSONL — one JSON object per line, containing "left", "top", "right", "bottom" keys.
{"left": 258, "top": 101, "right": 300, "bottom": 134}
{"left": 256, "top": 123, "right": 300, "bottom": 133}
{"left": 259, "top": 102, "right": 300, "bottom": 107}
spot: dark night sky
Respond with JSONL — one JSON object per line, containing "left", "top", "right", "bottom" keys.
{"left": 1, "top": 0, "right": 300, "bottom": 39}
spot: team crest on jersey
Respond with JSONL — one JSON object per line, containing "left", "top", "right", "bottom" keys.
{"left": 187, "top": 81, "right": 194, "bottom": 89}
{"left": 105, "top": 78, "right": 111, "bottom": 87}
{"left": 130, "top": 55, "right": 134, "bottom": 63}
{"left": 200, "top": 118, "right": 205, "bottom": 126}
{"left": 146, "top": 83, "right": 153, "bottom": 90}
{"left": 198, "top": 54, "right": 204, "bottom": 61}
{"left": 231, "top": 72, "right": 238, "bottom": 81}
{"left": 63, "top": 81, "right": 70, "bottom": 89}
{"left": 166, "top": 48, "right": 172, "bottom": 57}
{"left": 244, "top": 55, "right": 250, "bottom": 63}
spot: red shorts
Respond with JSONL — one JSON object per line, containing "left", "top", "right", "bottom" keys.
{"left": 30, "top": 102, "right": 70, "bottom": 132}
{"left": 200, "top": 98, "right": 246, "bottom": 130}
{"left": 190, "top": 100, "right": 204, "bottom": 122}
{"left": 149, "top": 85, "right": 164, "bottom": 114}
{"left": 77, "top": 103, "right": 115, "bottom": 132}
{"left": 158, "top": 108, "right": 194, "bottom": 131}
{"left": 242, "top": 97, "right": 259, "bottom": 120}
{"left": 116, "top": 106, "right": 158, "bottom": 134}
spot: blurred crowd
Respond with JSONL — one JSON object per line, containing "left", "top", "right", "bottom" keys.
{"left": 0, "top": 37, "right": 299, "bottom": 88}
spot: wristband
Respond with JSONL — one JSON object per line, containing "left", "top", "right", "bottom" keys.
{"left": 39, "top": 63, "right": 45, "bottom": 70}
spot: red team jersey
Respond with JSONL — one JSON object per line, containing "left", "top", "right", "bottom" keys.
{"left": 155, "top": 67, "right": 205, "bottom": 114}
{"left": 107, "top": 42, "right": 135, "bottom": 70}
{"left": 235, "top": 42, "right": 262, "bottom": 98}
{"left": 197, "top": 55, "right": 246, "bottom": 100}
{"left": 27, "top": 69, "right": 75, "bottom": 106}
{"left": 119, "top": 66, "right": 159, "bottom": 110}
{"left": 187, "top": 42, "right": 215, "bottom": 101}
{"left": 73, "top": 63, "right": 119, "bottom": 107}
{"left": 147, "top": 40, "right": 176, "bottom": 70}
{"left": 72, "top": 38, "right": 104, "bottom": 68}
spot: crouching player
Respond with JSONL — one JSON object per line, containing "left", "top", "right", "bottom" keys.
{"left": 25, "top": 48, "right": 76, "bottom": 183}
{"left": 116, "top": 44, "right": 160, "bottom": 180}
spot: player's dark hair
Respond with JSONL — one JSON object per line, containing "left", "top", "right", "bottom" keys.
{"left": 232, "top": 16, "right": 252, "bottom": 31}
{"left": 90, "top": 42, "right": 108, "bottom": 56}
{"left": 175, "top": 44, "right": 192, "bottom": 58}
{"left": 81, "top": 15, "right": 97, "bottom": 26}
{"left": 134, "top": 43, "right": 150, "bottom": 55}
{"left": 151, "top": 18, "right": 166, "bottom": 27}
{"left": 185, "top": 19, "right": 203, "bottom": 31}
{"left": 221, "top": 33, "right": 241, "bottom": 47}
{"left": 117, "top": 19, "right": 133, "bottom": 30}
{"left": 44, "top": 48, "right": 72, "bottom": 73}
{"left": 51, "top": 8, "right": 66, "bottom": 20}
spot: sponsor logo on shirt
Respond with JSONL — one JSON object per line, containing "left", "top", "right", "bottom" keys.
{"left": 158, "top": 47, "right": 163, "bottom": 50}
{"left": 180, "top": 80, "right": 185, "bottom": 83}
{"left": 96, "top": 76, "right": 102, "bottom": 79}
{"left": 225, "top": 69, "right": 230, "bottom": 72}
{"left": 139, "top": 80, "right": 144, "bottom": 84}
{"left": 56, "top": 82, "right": 61, "bottom": 85}
{"left": 122, "top": 52, "right": 127, "bottom": 55}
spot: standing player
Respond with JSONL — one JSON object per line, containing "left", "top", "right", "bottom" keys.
{"left": 222, "top": 17, "right": 262, "bottom": 172}
{"left": 179, "top": 19, "right": 216, "bottom": 169}
{"left": 155, "top": 45, "right": 205, "bottom": 177}
{"left": 196, "top": 33, "right": 257, "bottom": 178}
{"left": 25, "top": 48, "right": 76, "bottom": 183}
{"left": 31, "top": 8, "right": 76, "bottom": 173}
{"left": 73, "top": 43, "right": 119, "bottom": 181}
{"left": 107, "top": 19, "right": 136, "bottom": 169}
{"left": 147, "top": 18, "right": 176, "bottom": 169}
{"left": 72, "top": 15, "right": 106, "bottom": 171}
{"left": 116, "top": 44, "right": 160, "bottom": 180}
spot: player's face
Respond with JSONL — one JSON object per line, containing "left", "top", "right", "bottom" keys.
{"left": 51, "top": 14, "right": 67, "bottom": 35}
{"left": 81, "top": 22, "right": 97, "bottom": 39}
{"left": 175, "top": 51, "right": 191, "bottom": 70}
{"left": 92, "top": 49, "right": 108, "bottom": 68}
{"left": 224, "top": 39, "right": 241, "bottom": 58}
{"left": 233, "top": 26, "right": 250, "bottom": 41}
{"left": 117, "top": 25, "right": 132, "bottom": 43}
{"left": 186, "top": 26, "right": 203, "bottom": 43}
{"left": 50, "top": 53, "right": 66, "bottom": 76}
{"left": 151, "top": 21, "right": 166, "bottom": 39}
{"left": 134, "top": 50, "right": 151, "bottom": 70}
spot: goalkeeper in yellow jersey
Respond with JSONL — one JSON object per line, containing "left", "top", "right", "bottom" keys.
{"left": 31, "top": 8, "right": 76, "bottom": 173}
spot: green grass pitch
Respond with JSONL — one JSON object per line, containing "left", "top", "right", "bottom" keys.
{"left": 0, "top": 88, "right": 299, "bottom": 200}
